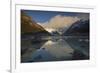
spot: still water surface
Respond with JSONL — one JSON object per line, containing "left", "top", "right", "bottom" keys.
{"left": 21, "top": 36, "right": 89, "bottom": 63}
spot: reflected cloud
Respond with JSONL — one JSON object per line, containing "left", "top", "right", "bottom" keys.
{"left": 41, "top": 39, "right": 74, "bottom": 59}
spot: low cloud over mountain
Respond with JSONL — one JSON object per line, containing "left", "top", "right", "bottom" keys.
{"left": 42, "top": 15, "right": 80, "bottom": 29}
{"left": 41, "top": 15, "right": 80, "bottom": 34}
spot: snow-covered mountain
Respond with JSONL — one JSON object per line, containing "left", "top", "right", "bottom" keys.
{"left": 37, "top": 14, "right": 89, "bottom": 36}
{"left": 63, "top": 19, "right": 89, "bottom": 36}
{"left": 40, "top": 15, "right": 80, "bottom": 35}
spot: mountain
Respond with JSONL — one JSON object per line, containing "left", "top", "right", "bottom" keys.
{"left": 63, "top": 19, "right": 89, "bottom": 36}
{"left": 50, "top": 31, "right": 60, "bottom": 36}
{"left": 43, "top": 28, "right": 59, "bottom": 36}
{"left": 41, "top": 15, "right": 80, "bottom": 35}
{"left": 21, "top": 11, "right": 50, "bottom": 37}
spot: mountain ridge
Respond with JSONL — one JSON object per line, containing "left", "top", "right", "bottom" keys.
{"left": 21, "top": 11, "right": 50, "bottom": 37}
{"left": 63, "top": 19, "right": 89, "bottom": 36}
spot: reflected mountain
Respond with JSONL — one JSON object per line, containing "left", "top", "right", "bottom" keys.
{"left": 21, "top": 36, "right": 89, "bottom": 63}
{"left": 41, "top": 39, "right": 74, "bottom": 60}
{"left": 65, "top": 37, "right": 89, "bottom": 60}
{"left": 21, "top": 39, "right": 47, "bottom": 62}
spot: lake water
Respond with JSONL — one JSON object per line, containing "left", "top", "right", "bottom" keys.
{"left": 21, "top": 36, "right": 89, "bottom": 63}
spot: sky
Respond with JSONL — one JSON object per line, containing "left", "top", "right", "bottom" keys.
{"left": 21, "top": 10, "right": 89, "bottom": 33}
{"left": 21, "top": 10, "right": 89, "bottom": 24}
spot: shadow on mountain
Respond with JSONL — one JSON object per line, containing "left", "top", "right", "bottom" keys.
{"left": 63, "top": 19, "right": 89, "bottom": 36}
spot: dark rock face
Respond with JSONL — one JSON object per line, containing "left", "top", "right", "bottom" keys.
{"left": 63, "top": 20, "right": 89, "bottom": 36}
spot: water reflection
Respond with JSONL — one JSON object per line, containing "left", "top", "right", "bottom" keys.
{"left": 21, "top": 36, "right": 89, "bottom": 63}
{"left": 41, "top": 39, "right": 74, "bottom": 60}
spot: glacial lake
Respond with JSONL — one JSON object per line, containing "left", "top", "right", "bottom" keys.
{"left": 21, "top": 36, "right": 89, "bottom": 63}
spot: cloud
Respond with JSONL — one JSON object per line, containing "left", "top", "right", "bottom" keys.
{"left": 41, "top": 15, "right": 80, "bottom": 30}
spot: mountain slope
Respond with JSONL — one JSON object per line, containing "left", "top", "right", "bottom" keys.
{"left": 63, "top": 20, "right": 89, "bottom": 36}
{"left": 21, "top": 11, "right": 50, "bottom": 36}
